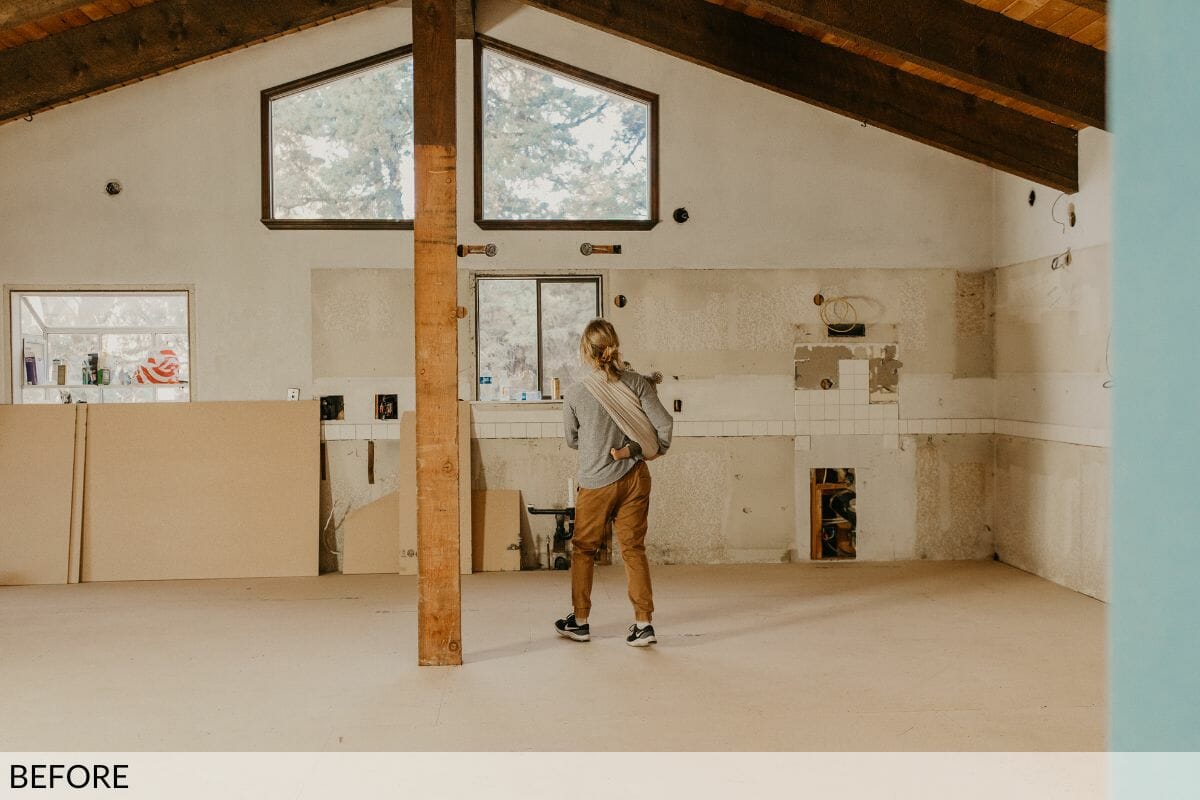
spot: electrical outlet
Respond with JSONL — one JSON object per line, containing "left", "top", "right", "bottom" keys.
{"left": 287, "top": 388, "right": 300, "bottom": 401}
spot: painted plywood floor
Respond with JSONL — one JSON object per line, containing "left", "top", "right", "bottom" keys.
{"left": 0, "top": 562, "right": 1105, "bottom": 750}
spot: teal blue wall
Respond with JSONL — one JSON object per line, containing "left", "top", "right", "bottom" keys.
{"left": 1111, "top": 0, "right": 1200, "bottom": 752}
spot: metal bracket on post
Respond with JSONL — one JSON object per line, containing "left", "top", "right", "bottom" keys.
{"left": 580, "top": 243, "right": 622, "bottom": 256}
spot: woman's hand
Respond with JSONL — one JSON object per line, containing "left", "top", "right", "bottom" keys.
{"left": 610, "top": 445, "right": 632, "bottom": 461}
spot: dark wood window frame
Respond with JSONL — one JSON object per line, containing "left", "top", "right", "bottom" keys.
{"left": 260, "top": 46, "right": 415, "bottom": 231}
{"left": 474, "top": 36, "right": 660, "bottom": 231}
{"left": 473, "top": 274, "right": 604, "bottom": 400}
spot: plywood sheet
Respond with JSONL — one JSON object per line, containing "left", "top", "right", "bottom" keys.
{"left": 0, "top": 405, "right": 77, "bottom": 585}
{"left": 342, "top": 491, "right": 401, "bottom": 574}
{"left": 398, "top": 411, "right": 418, "bottom": 575}
{"left": 81, "top": 401, "right": 319, "bottom": 581}
{"left": 471, "top": 490, "right": 521, "bottom": 572}
{"left": 458, "top": 401, "right": 472, "bottom": 575}
{"left": 346, "top": 413, "right": 415, "bottom": 575}
{"left": 67, "top": 404, "right": 88, "bottom": 583}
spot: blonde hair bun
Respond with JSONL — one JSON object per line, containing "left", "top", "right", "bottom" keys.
{"left": 580, "top": 319, "right": 624, "bottom": 382}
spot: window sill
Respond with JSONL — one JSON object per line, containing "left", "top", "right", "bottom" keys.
{"left": 469, "top": 400, "right": 562, "bottom": 406}
{"left": 474, "top": 218, "right": 659, "bottom": 231}
{"left": 260, "top": 219, "right": 413, "bottom": 230}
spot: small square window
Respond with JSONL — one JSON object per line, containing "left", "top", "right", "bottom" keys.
{"left": 475, "top": 276, "right": 602, "bottom": 400}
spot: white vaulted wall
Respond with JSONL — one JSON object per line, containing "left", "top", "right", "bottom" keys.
{"left": 0, "top": 2, "right": 1110, "bottom": 586}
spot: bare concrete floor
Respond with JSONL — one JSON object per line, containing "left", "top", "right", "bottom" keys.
{"left": 0, "top": 561, "right": 1105, "bottom": 751}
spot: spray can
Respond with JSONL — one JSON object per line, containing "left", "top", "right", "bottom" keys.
{"left": 551, "top": 377, "right": 561, "bottom": 400}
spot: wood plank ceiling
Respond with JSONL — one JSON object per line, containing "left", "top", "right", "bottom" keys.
{"left": 0, "top": 0, "right": 393, "bottom": 123}
{"left": 710, "top": 0, "right": 1106, "bottom": 129}
{"left": 0, "top": 1, "right": 160, "bottom": 51}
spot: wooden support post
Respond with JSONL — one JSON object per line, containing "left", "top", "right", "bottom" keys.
{"left": 413, "top": 0, "right": 463, "bottom": 666}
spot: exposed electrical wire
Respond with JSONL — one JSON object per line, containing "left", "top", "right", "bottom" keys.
{"left": 1050, "top": 192, "right": 1069, "bottom": 234}
{"left": 819, "top": 295, "right": 859, "bottom": 333}
{"left": 322, "top": 504, "right": 347, "bottom": 556}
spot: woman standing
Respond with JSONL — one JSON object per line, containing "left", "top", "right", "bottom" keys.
{"left": 555, "top": 319, "right": 673, "bottom": 647}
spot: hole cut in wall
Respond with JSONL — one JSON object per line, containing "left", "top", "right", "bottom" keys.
{"left": 320, "top": 395, "right": 344, "bottom": 421}
{"left": 811, "top": 468, "right": 856, "bottom": 560}
{"left": 375, "top": 394, "right": 398, "bottom": 420}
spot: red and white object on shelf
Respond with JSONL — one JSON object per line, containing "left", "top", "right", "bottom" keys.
{"left": 135, "top": 349, "right": 182, "bottom": 384}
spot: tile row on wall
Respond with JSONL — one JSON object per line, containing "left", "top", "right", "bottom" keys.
{"left": 320, "top": 353, "right": 1108, "bottom": 448}
{"left": 320, "top": 416, "right": 1108, "bottom": 447}
{"left": 323, "top": 423, "right": 403, "bottom": 441}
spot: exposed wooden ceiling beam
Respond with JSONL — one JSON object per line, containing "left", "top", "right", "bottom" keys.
{"left": 1069, "top": 0, "right": 1107, "bottom": 13}
{"left": 741, "top": 0, "right": 1106, "bottom": 129}
{"left": 0, "top": 0, "right": 89, "bottom": 32}
{"left": 455, "top": 0, "right": 475, "bottom": 38}
{"left": 0, "top": 0, "right": 389, "bottom": 124}
{"left": 515, "top": 0, "right": 1078, "bottom": 191}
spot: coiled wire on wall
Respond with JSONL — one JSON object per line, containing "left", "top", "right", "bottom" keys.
{"left": 819, "top": 295, "right": 859, "bottom": 334}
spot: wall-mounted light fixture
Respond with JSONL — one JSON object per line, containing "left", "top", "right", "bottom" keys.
{"left": 457, "top": 243, "right": 497, "bottom": 257}
{"left": 581, "top": 243, "right": 622, "bottom": 256}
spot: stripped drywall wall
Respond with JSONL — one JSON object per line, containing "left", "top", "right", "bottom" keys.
{"left": 0, "top": 1, "right": 1112, "bottom": 588}
{"left": 992, "top": 245, "right": 1111, "bottom": 598}
{"left": 991, "top": 128, "right": 1112, "bottom": 599}
{"left": 646, "top": 436, "right": 794, "bottom": 564}
{"left": 914, "top": 434, "right": 995, "bottom": 560}
{"left": 954, "top": 271, "right": 995, "bottom": 379}
{"left": 994, "top": 246, "right": 1111, "bottom": 432}
{"left": 457, "top": 267, "right": 1000, "bottom": 565}
{"left": 994, "top": 436, "right": 1109, "bottom": 600}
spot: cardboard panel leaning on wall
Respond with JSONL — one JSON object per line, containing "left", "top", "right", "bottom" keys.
{"left": 471, "top": 490, "right": 521, "bottom": 572}
{"left": 342, "top": 413, "right": 415, "bottom": 574}
{"left": 0, "top": 405, "right": 77, "bottom": 585}
{"left": 81, "top": 401, "right": 320, "bottom": 581}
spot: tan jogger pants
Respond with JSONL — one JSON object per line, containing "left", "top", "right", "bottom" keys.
{"left": 571, "top": 461, "right": 654, "bottom": 622}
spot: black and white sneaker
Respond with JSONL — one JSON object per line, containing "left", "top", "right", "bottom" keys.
{"left": 626, "top": 623, "right": 657, "bottom": 647}
{"left": 555, "top": 613, "right": 590, "bottom": 642}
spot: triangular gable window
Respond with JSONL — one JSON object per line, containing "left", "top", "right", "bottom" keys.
{"left": 476, "top": 37, "right": 659, "bottom": 229}
{"left": 261, "top": 47, "right": 414, "bottom": 229}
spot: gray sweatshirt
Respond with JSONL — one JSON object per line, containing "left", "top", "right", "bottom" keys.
{"left": 563, "top": 370, "right": 674, "bottom": 490}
